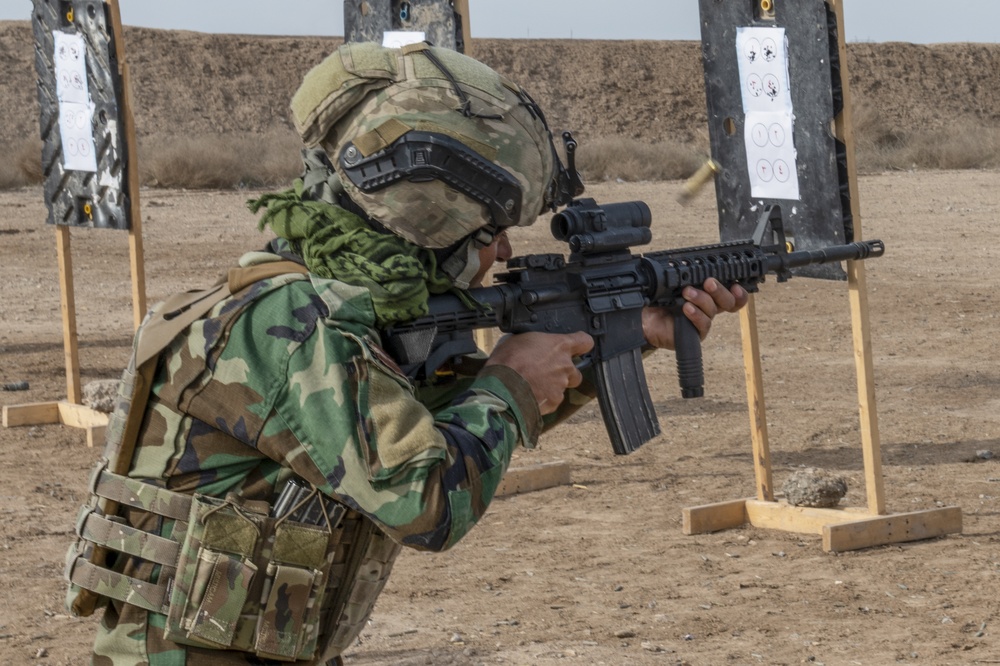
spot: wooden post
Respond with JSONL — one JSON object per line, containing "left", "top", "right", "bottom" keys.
{"left": 739, "top": 296, "right": 773, "bottom": 502}
{"left": 453, "top": 0, "right": 472, "bottom": 56}
{"left": 3, "top": 209, "right": 109, "bottom": 449}
{"left": 829, "top": 0, "right": 885, "bottom": 515}
{"left": 55, "top": 225, "right": 82, "bottom": 404}
{"left": 107, "top": 0, "right": 147, "bottom": 329}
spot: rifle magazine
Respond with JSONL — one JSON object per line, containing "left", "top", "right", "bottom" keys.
{"left": 595, "top": 349, "right": 661, "bottom": 455}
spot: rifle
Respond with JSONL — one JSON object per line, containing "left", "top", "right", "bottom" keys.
{"left": 383, "top": 199, "right": 884, "bottom": 455}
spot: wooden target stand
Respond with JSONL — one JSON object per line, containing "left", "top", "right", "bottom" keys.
{"left": 3, "top": 0, "right": 145, "bottom": 448}
{"left": 682, "top": 0, "right": 960, "bottom": 552}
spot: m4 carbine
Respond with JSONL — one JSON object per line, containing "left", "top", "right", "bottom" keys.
{"left": 383, "top": 198, "right": 884, "bottom": 456}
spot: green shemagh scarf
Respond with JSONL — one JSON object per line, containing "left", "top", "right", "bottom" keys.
{"left": 247, "top": 179, "right": 455, "bottom": 327}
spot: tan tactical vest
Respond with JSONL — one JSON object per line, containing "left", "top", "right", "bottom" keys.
{"left": 64, "top": 263, "right": 402, "bottom": 662}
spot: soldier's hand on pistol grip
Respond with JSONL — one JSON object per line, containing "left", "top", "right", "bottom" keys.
{"left": 484, "top": 331, "right": 595, "bottom": 415}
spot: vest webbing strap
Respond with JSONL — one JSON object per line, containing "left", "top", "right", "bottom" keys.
{"left": 79, "top": 511, "right": 180, "bottom": 567}
{"left": 94, "top": 470, "right": 193, "bottom": 522}
{"left": 71, "top": 357, "right": 160, "bottom": 618}
{"left": 69, "top": 556, "right": 169, "bottom": 614}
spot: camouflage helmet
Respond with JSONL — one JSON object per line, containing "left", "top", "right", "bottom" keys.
{"left": 290, "top": 41, "right": 580, "bottom": 287}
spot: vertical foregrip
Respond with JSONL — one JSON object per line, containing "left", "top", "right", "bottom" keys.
{"left": 674, "top": 310, "right": 705, "bottom": 399}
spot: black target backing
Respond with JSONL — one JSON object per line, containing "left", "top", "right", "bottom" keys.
{"left": 32, "top": 0, "right": 131, "bottom": 230}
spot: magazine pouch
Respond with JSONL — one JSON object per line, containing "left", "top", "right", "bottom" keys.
{"left": 253, "top": 520, "right": 332, "bottom": 660}
{"left": 164, "top": 491, "right": 335, "bottom": 661}
{"left": 164, "top": 493, "right": 263, "bottom": 649}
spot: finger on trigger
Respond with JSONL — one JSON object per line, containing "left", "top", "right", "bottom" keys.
{"left": 568, "top": 331, "right": 595, "bottom": 354}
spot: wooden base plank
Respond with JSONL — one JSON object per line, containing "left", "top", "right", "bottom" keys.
{"left": 823, "top": 506, "right": 962, "bottom": 552}
{"left": 683, "top": 498, "right": 963, "bottom": 552}
{"left": 745, "top": 499, "right": 870, "bottom": 535}
{"left": 57, "top": 402, "right": 110, "bottom": 429}
{"left": 496, "top": 461, "right": 571, "bottom": 497}
{"left": 3, "top": 402, "right": 61, "bottom": 427}
{"left": 683, "top": 498, "right": 749, "bottom": 535}
{"left": 3, "top": 400, "right": 109, "bottom": 447}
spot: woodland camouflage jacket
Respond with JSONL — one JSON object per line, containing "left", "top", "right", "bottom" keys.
{"left": 91, "top": 250, "right": 545, "bottom": 665}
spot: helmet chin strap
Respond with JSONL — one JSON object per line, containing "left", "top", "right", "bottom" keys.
{"left": 441, "top": 227, "right": 495, "bottom": 289}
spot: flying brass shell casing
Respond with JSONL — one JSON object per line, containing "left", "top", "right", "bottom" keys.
{"left": 677, "top": 159, "right": 721, "bottom": 206}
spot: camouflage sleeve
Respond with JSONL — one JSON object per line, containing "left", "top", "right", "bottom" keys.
{"left": 411, "top": 352, "right": 605, "bottom": 434}
{"left": 238, "top": 282, "right": 542, "bottom": 552}
{"left": 406, "top": 351, "right": 596, "bottom": 434}
{"left": 423, "top": 348, "right": 599, "bottom": 434}
{"left": 318, "top": 353, "right": 542, "bottom": 552}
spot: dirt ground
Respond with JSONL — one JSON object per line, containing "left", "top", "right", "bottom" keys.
{"left": 2, "top": 170, "right": 999, "bottom": 665}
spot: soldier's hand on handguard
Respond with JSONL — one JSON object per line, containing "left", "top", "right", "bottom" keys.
{"left": 641, "top": 278, "right": 749, "bottom": 350}
{"left": 484, "top": 331, "right": 595, "bottom": 415}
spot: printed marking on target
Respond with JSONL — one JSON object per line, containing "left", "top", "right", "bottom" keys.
{"left": 736, "top": 26, "right": 799, "bottom": 201}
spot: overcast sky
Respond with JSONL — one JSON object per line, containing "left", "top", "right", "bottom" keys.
{"left": 4, "top": 1, "right": 999, "bottom": 43}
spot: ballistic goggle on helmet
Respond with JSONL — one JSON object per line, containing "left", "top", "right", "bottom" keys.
{"left": 290, "top": 41, "right": 583, "bottom": 287}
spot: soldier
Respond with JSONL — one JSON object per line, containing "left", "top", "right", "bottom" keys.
{"left": 66, "top": 43, "right": 747, "bottom": 664}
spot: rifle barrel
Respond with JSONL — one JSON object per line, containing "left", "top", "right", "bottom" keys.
{"left": 772, "top": 239, "right": 885, "bottom": 272}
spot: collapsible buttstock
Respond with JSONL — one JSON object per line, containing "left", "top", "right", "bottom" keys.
{"left": 594, "top": 348, "right": 661, "bottom": 454}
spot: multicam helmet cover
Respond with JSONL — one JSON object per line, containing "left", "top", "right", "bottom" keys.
{"left": 290, "top": 41, "right": 580, "bottom": 286}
